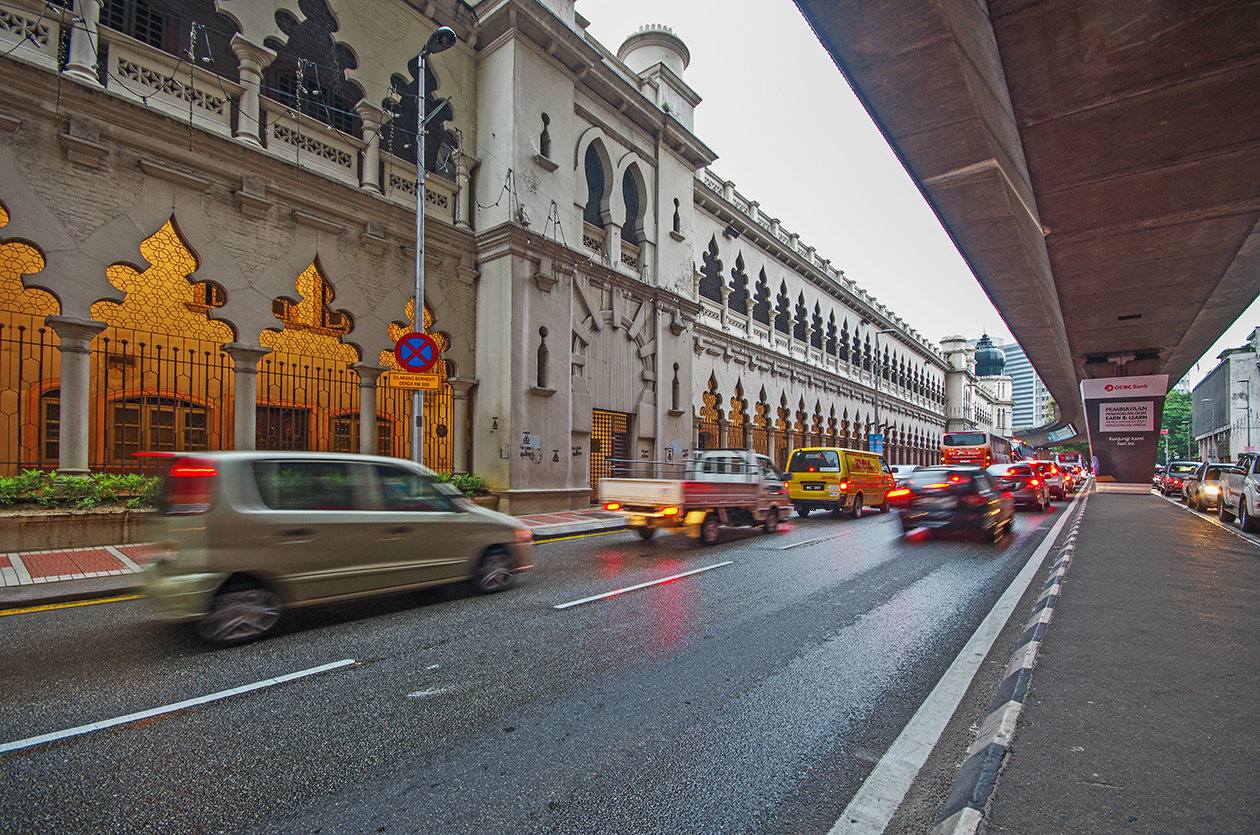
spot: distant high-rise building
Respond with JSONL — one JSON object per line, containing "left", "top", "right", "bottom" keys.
{"left": 1002, "top": 343, "right": 1050, "bottom": 431}
{"left": 967, "top": 336, "right": 1049, "bottom": 431}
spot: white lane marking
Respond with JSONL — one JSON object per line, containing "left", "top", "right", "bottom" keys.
{"left": 406, "top": 688, "right": 450, "bottom": 698}
{"left": 0, "top": 659, "right": 356, "bottom": 754}
{"left": 553, "top": 562, "right": 734, "bottom": 610}
{"left": 827, "top": 491, "right": 1086, "bottom": 835}
{"left": 779, "top": 534, "right": 841, "bottom": 550}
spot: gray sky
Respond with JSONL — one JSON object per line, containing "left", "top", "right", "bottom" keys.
{"left": 576, "top": 0, "right": 1258, "bottom": 389}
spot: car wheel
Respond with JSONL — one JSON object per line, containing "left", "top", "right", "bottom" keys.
{"left": 1220, "top": 499, "right": 1236, "bottom": 523}
{"left": 700, "top": 513, "right": 721, "bottom": 546}
{"left": 195, "top": 582, "right": 282, "bottom": 646}
{"left": 1243, "top": 503, "right": 1260, "bottom": 534}
{"left": 850, "top": 494, "right": 864, "bottom": 519}
{"left": 796, "top": 505, "right": 811, "bottom": 518}
{"left": 1188, "top": 492, "right": 1199, "bottom": 511}
{"left": 763, "top": 506, "right": 780, "bottom": 533}
{"left": 878, "top": 498, "right": 890, "bottom": 514}
{"left": 636, "top": 526, "right": 656, "bottom": 540}
{"left": 474, "top": 547, "right": 516, "bottom": 593}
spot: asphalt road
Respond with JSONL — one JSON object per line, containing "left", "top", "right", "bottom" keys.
{"left": 0, "top": 503, "right": 1075, "bottom": 835}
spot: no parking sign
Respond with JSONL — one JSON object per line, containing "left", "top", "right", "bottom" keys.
{"left": 394, "top": 332, "right": 439, "bottom": 373}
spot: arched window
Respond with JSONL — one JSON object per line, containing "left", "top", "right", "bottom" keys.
{"left": 622, "top": 168, "right": 642, "bottom": 246}
{"left": 728, "top": 254, "right": 749, "bottom": 313}
{"left": 584, "top": 144, "right": 606, "bottom": 227}
{"left": 774, "top": 283, "right": 791, "bottom": 334}
{"left": 266, "top": 0, "right": 363, "bottom": 137}
{"left": 793, "top": 294, "right": 808, "bottom": 341}
{"left": 811, "top": 304, "right": 824, "bottom": 349}
{"left": 699, "top": 237, "right": 724, "bottom": 302}
{"left": 752, "top": 269, "right": 772, "bottom": 325}
{"left": 826, "top": 313, "right": 838, "bottom": 355}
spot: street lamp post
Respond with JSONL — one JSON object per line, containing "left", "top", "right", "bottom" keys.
{"left": 411, "top": 25, "right": 457, "bottom": 466}
{"left": 872, "top": 328, "right": 896, "bottom": 453}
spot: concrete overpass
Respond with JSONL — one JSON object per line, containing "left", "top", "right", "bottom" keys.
{"left": 793, "top": 0, "right": 1260, "bottom": 445}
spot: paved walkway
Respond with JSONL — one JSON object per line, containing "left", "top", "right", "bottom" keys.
{"left": 0, "top": 508, "right": 624, "bottom": 606}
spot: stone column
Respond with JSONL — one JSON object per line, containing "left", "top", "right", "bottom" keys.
{"left": 223, "top": 344, "right": 271, "bottom": 450}
{"left": 356, "top": 102, "right": 384, "bottom": 193}
{"left": 351, "top": 363, "right": 386, "bottom": 454}
{"left": 63, "top": 0, "right": 103, "bottom": 87}
{"left": 230, "top": 36, "right": 276, "bottom": 146}
{"left": 46, "top": 316, "right": 106, "bottom": 476}
{"left": 455, "top": 154, "right": 473, "bottom": 230}
{"left": 449, "top": 377, "right": 476, "bottom": 473}
{"left": 717, "top": 416, "right": 729, "bottom": 449}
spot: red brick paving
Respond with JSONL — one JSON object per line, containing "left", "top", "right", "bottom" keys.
{"left": 117, "top": 543, "right": 160, "bottom": 565}
{"left": 0, "top": 555, "right": 10, "bottom": 569}
{"left": 20, "top": 549, "right": 126, "bottom": 578}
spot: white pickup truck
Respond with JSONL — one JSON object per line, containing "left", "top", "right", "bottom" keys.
{"left": 597, "top": 449, "right": 790, "bottom": 545}
{"left": 1217, "top": 452, "right": 1260, "bottom": 530}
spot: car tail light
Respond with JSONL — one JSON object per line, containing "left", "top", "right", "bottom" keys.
{"left": 165, "top": 459, "right": 217, "bottom": 515}
{"left": 604, "top": 501, "right": 622, "bottom": 511}
{"left": 839, "top": 481, "right": 849, "bottom": 491}
{"left": 887, "top": 488, "right": 910, "bottom": 499}
{"left": 515, "top": 528, "right": 533, "bottom": 542}
{"left": 661, "top": 506, "right": 680, "bottom": 516}
{"left": 1030, "top": 478, "right": 1041, "bottom": 487}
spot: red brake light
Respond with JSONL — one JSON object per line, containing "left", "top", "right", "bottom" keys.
{"left": 1030, "top": 478, "right": 1041, "bottom": 487}
{"left": 839, "top": 481, "right": 849, "bottom": 490}
{"left": 604, "top": 501, "right": 622, "bottom": 511}
{"left": 165, "top": 459, "right": 217, "bottom": 515}
{"left": 661, "top": 506, "right": 680, "bottom": 516}
{"left": 887, "top": 488, "right": 910, "bottom": 499}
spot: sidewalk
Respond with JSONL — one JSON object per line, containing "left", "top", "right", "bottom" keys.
{"left": 937, "top": 488, "right": 1260, "bottom": 834}
{"left": 0, "top": 507, "right": 624, "bottom": 609}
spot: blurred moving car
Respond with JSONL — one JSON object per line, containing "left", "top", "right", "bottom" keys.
{"left": 1160, "top": 460, "right": 1200, "bottom": 498}
{"left": 987, "top": 462, "right": 1050, "bottom": 511}
{"left": 1030, "top": 460, "right": 1067, "bottom": 499}
{"left": 1183, "top": 462, "right": 1225, "bottom": 511}
{"left": 890, "top": 465, "right": 1015, "bottom": 542}
{"left": 147, "top": 452, "right": 535, "bottom": 645}
{"left": 889, "top": 464, "right": 921, "bottom": 486}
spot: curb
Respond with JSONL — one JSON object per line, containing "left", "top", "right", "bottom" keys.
{"left": 930, "top": 495, "right": 1088, "bottom": 835}
{"left": 0, "top": 576, "right": 145, "bottom": 610}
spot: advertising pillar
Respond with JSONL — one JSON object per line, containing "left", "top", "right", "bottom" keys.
{"left": 1081, "top": 375, "right": 1168, "bottom": 483}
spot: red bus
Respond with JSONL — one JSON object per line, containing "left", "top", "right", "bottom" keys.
{"left": 942, "top": 431, "right": 1013, "bottom": 466}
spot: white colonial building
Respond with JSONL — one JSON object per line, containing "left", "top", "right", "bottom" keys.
{"left": 0, "top": 0, "right": 949, "bottom": 513}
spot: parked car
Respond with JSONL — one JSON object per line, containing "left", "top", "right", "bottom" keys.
{"left": 1218, "top": 453, "right": 1260, "bottom": 531}
{"left": 784, "top": 447, "right": 894, "bottom": 518}
{"left": 1030, "top": 460, "right": 1067, "bottom": 499}
{"left": 1160, "top": 460, "right": 1200, "bottom": 497}
{"left": 1183, "top": 462, "right": 1225, "bottom": 512}
{"left": 890, "top": 464, "right": 921, "bottom": 486}
{"left": 147, "top": 452, "right": 535, "bottom": 645}
{"left": 890, "top": 465, "right": 1015, "bottom": 542}
{"left": 987, "top": 462, "right": 1050, "bottom": 511}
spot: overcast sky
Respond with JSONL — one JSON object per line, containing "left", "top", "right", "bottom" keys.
{"left": 576, "top": 0, "right": 1258, "bottom": 390}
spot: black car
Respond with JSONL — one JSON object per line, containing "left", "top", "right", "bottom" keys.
{"left": 986, "top": 462, "right": 1051, "bottom": 511}
{"left": 891, "top": 465, "right": 1015, "bottom": 542}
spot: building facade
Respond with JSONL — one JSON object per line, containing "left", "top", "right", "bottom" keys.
{"left": 0, "top": 0, "right": 949, "bottom": 513}
{"left": 999, "top": 340, "right": 1049, "bottom": 432}
{"left": 1193, "top": 329, "right": 1260, "bottom": 461}
{"left": 943, "top": 335, "right": 1014, "bottom": 439}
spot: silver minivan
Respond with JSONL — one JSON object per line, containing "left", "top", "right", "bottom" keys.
{"left": 146, "top": 452, "right": 534, "bottom": 645}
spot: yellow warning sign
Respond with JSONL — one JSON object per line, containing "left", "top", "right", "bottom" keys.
{"left": 388, "top": 373, "right": 443, "bottom": 390}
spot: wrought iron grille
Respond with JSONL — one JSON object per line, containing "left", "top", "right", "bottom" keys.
{"left": 590, "top": 409, "right": 629, "bottom": 500}
{"left": 0, "top": 317, "right": 59, "bottom": 475}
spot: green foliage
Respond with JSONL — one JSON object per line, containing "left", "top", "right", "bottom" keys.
{"left": 434, "top": 471, "right": 491, "bottom": 496}
{"left": 0, "top": 470, "right": 160, "bottom": 510}
{"left": 1159, "top": 389, "right": 1194, "bottom": 464}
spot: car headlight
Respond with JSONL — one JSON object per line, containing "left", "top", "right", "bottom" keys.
{"left": 1204, "top": 485, "right": 1220, "bottom": 495}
